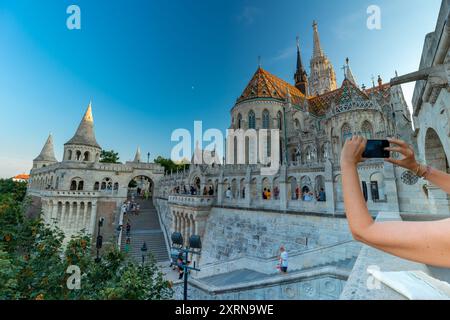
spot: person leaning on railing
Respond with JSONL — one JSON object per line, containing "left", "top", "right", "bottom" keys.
{"left": 341, "top": 136, "right": 450, "bottom": 268}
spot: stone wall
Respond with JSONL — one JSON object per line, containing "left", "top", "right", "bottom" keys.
{"left": 25, "top": 195, "right": 42, "bottom": 219}
{"left": 96, "top": 199, "right": 120, "bottom": 245}
{"left": 199, "top": 207, "right": 353, "bottom": 265}
{"left": 173, "top": 268, "right": 348, "bottom": 300}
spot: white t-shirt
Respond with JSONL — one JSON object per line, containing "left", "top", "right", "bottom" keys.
{"left": 280, "top": 251, "right": 288, "bottom": 267}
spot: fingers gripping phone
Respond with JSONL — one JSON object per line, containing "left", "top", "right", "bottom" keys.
{"left": 362, "top": 140, "right": 390, "bottom": 158}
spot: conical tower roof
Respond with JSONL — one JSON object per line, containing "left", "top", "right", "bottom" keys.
{"left": 65, "top": 102, "right": 101, "bottom": 148}
{"left": 34, "top": 134, "right": 57, "bottom": 162}
{"left": 134, "top": 147, "right": 141, "bottom": 163}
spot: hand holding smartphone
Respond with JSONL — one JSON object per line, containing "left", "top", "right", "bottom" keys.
{"left": 362, "top": 139, "right": 390, "bottom": 158}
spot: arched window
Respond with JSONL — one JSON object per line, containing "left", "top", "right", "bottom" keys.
{"left": 101, "top": 182, "right": 107, "bottom": 190}
{"left": 84, "top": 151, "right": 90, "bottom": 161}
{"left": 113, "top": 182, "right": 119, "bottom": 191}
{"left": 76, "top": 150, "right": 82, "bottom": 161}
{"left": 237, "top": 113, "right": 242, "bottom": 129}
{"left": 68, "top": 150, "right": 73, "bottom": 160}
{"left": 361, "top": 121, "right": 373, "bottom": 139}
{"left": 277, "top": 111, "right": 283, "bottom": 130}
{"left": 248, "top": 111, "right": 256, "bottom": 129}
{"left": 77, "top": 181, "right": 84, "bottom": 191}
{"left": 341, "top": 123, "right": 352, "bottom": 145}
{"left": 70, "top": 180, "right": 77, "bottom": 191}
{"left": 262, "top": 110, "right": 270, "bottom": 129}
{"left": 94, "top": 182, "right": 100, "bottom": 191}
{"left": 294, "top": 118, "right": 300, "bottom": 130}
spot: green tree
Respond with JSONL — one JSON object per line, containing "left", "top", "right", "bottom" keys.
{"left": 154, "top": 156, "right": 189, "bottom": 174}
{"left": 0, "top": 179, "right": 27, "bottom": 202}
{"left": 0, "top": 186, "right": 173, "bottom": 300}
{"left": 99, "top": 150, "right": 120, "bottom": 164}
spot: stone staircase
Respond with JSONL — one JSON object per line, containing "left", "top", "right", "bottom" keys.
{"left": 120, "top": 198, "right": 169, "bottom": 263}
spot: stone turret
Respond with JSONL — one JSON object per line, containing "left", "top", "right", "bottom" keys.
{"left": 33, "top": 134, "right": 58, "bottom": 169}
{"left": 134, "top": 147, "right": 141, "bottom": 163}
{"left": 63, "top": 102, "right": 102, "bottom": 162}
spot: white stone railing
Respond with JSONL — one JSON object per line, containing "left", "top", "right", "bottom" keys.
{"left": 168, "top": 195, "right": 216, "bottom": 207}
{"left": 39, "top": 190, "right": 100, "bottom": 198}
{"left": 195, "top": 240, "right": 360, "bottom": 279}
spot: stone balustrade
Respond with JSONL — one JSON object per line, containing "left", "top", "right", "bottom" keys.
{"left": 168, "top": 195, "right": 216, "bottom": 208}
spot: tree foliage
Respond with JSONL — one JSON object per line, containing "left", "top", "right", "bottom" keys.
{"left": 99, "top": 150, "right": 120, "bottom": 164}
{"left": 154, "top": 156, "right": 189, "bottom": 174}
{"left": 0, "top": 180, "right": 173, "bottom": 300}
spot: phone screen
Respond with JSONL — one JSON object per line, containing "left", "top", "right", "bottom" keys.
{"left": 362, "top": 140, "right": 390, "bottom": 158}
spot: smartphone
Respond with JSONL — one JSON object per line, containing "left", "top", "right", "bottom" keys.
{"left": 362, "top": 140, "right": 390, "bottom": 158}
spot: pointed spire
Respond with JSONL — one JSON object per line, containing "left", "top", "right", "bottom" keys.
{"left": 34, "top": 134, "right": 57, "bottom": 162}
{"left": 134, "top": 147, "right": 141, "bottom": 163}
{"left": 312, "top": 21, "right": 324, "bottom": 58}
{"left": 345, "top": 57, "right": 358, "bottom": 85}
{"left": 65, "top": 102, "right": 101, "bottom": 148}
{"left": 294, "top": 36, "right": 308, "bottom": 95}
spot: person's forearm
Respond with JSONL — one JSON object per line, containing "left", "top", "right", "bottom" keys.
{"left": 342, "top": 163, "right": 374, "bottom": 239}
{"left": 424, "top": 166, "right": 450, "bottom": 195}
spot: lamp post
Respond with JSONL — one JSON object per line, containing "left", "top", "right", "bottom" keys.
{"left": 95, "top": 217, "right": 105, "bottom": 263}
{"left": 141, "top": 242, "right": 148, "bottom": 267}
{"left": 147, "top": 152, "right": 150, "bottom": 163}
{"left": 171, "top": 232, "right": 201, "bottom": 301}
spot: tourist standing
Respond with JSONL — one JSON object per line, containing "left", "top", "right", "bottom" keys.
{"left": 124, "top": 237, "right": 131, "bottom": 253}
{"left": 226, "top": 187, "right": 232, "bottom": 199}
{"left": 279, "top": 246, "right": 288, "bottom": 273}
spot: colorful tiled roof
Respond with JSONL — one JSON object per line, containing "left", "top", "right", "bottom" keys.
{"left": 308, "top": 78, "right": 370, "bottom": 116}
{"left": 237, "top": 67, "right": 307, "bottom": 107}
{"left": 13, "top": 174, "right": 30, "bottom": 180}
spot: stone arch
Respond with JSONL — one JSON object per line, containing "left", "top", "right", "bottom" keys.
{"left": 272, "top": 177, "right": 280, "bottom": 200}
{"left": 250, "top": 178, "right": 257, "bottom": 200}
{"left": 300, "top": 176, "right": 312, "bottom": 194}
{"left": 262, "top": 177, "right": 270, "bottom": 200}
{"left": 231, "top": 178, "right": 238, "bottom": 198}
{"left": 425, "top": 128, "right": 449, "bottom": 173}
{"left": 240, "top": 178, "right": 246, "bottom": 199}
{"left": 315, "top": 175, "right": 325, "bottom": 200}
{"left": 76, "top": 150, "right": 82, "bottom": 161}
{"left": 83, "top": 151, "right": 90, "bottom": 161}
{"left": 128, "top": 175, "right": 154, "bottom": 197}
{"left": 94, "top": 181, "right": 100, "bottom": 191}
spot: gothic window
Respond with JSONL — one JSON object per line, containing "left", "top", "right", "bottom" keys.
{"left": 361, "top": 121, "right": 373, "bottom": 139}
{"left": 237, "top": 113, "right": 242, "bottom": 129}
{"left": 277, "top": 111, "right": 282, "bottom": 130}
{"left": 262, "top": 110, "right": 270, "bottom": 129}
{"left": 248, "top": 111, "right": 256, "bottom": 129}
{"left": 341, "top": 123, "right": 352, "bottom": 145}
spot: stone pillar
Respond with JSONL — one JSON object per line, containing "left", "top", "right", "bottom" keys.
{"left": 51, "top": 202, "right": 58, "bottom": 224}
{"left": 279, "top": 165, "right": 288, "bottom": 211}
{"left": 217, "top": 182, "right": 224, "bottom": 205}
{"left": 383, "top": 162, "right": 400, "bottom": 212}
{"left": 325, "top": 160, "right": 335, "bottom": 214}
{"left": 245, "top": 181, "right": 251, "bottom": 207}
{"left": 89, "top": 203, "right": 97, "bottom": 237}
{"left": 77, "top": 203, "right": 85, "bottom": 231}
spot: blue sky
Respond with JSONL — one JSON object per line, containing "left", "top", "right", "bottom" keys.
{"left": 0, "top": 0, "right": 441, "bottom": 177}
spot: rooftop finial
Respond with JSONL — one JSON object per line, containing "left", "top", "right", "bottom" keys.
{"left": 312, "top": 20, "right": 324, "bottom": 58}
{"left": 258, "top": 55, "right": 262, "bottom": 68}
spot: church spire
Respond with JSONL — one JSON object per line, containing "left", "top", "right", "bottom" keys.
{"left": 34, "top": 134, "right": 57, "bottom": 163}
{"left": 294, "top": 36, "right": 308, "bottom": 95}
{"left": 308, "top": 20, "right": 337, "bottom": 95}
{"left": 345, "top": 57, "right": 358, "bottom": 85}
{"left": 65, "top": 102, "right": 101, "bottom": 149}
{"left": 312, "top": 20, "right": 324, "bottom": 58}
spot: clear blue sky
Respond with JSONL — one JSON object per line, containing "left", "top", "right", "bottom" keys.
{"left": 0, "top": 0, "right": 441, "bottom": 177}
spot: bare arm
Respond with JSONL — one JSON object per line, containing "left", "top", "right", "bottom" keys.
{"left": 341, "top": 136, "right": 450, "bottom": 268}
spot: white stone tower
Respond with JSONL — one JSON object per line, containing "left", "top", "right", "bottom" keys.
{"left": 33, "top": 134, "right": 58, "bottom": 169}
{"left": 63, "top": 102, "right": 102, "bottom": 162}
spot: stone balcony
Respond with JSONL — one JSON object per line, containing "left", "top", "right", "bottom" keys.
{"left": 168, "top": 195, "right": 216, "bottom": 208}
{"left": 38, "top": 190, "right": 100, "bottom": 198}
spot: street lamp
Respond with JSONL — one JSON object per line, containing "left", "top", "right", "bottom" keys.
{"left": 141, "top": 241, "right": 148, "bottom": 266}
{"left": 147, "top": 152, "right": 150, "bottom": 163}
{"left": 171, "top": 232, "right": 202, "bottom": 301}
{"left": 95, "top": 217, "right": 105, "bottom": 263}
